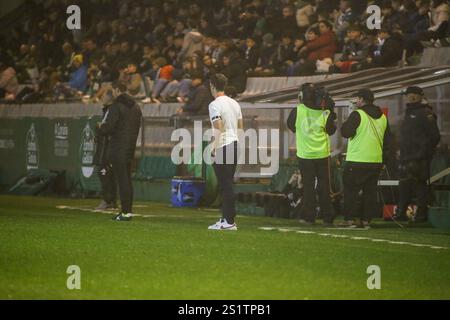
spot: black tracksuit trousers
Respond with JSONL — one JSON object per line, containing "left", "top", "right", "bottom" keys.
{"left": 343, "top": 164, "right": 382, "bottom": 222}
{"left": 398, "top": 159, "right": 430, "bottom": 219}
{"left": 298, "top": 157, "right": 334, "bottom": 223}
{"left": 213, "top": 142, "right": 238, "bottom": 224}
{"left": 97, "top": 164, "right": 117, "bottom": 205}
{"left": 112, "top": 161, "right": 133, "bottom": 214}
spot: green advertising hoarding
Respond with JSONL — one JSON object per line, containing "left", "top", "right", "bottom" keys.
{"left": 0, "top": 116, "right": 102, "bottom": 193}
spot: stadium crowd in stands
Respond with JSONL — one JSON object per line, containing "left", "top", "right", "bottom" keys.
{"left": 0, "top": 0, "right": 449, "bottom": 106}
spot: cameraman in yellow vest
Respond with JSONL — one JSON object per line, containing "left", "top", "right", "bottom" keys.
{"left": 287, "top": 83, "right": 337, "bottom": 226}
{"left": 341, "top": 89, "right": 393, "bottom": 228}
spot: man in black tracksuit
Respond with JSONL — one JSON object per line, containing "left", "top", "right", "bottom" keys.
{"left": 341, "top": 89, "right": 394, "bottom": 227}
{"left": 94, "top": 95, "right": 117, "bottom": 210}
{"left": 97, "top": 83, "right": 142, "bottom": 221}
{"left": 396, "top": 86, "right": 440, "bottom": 223}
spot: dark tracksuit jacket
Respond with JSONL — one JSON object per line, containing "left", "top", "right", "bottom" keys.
{"left": 94, "top": 104, "right": 116, "bottom": 204}
{"left": 182, "top": 83, "right": 214, "bottom": 115}
{"left": 97, "top": 94, "right": 142, "bottom": 213}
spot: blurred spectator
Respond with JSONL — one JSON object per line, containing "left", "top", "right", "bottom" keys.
{"left": 244, "top": 36, "right": 260, "bottom": 71}
{"left": 274, "top": 33, "right": 296, "bottom": 75}
{"left": 330, "top": 24, "right": 369, "bottom": 73}
{"left": 82, "top": 38, "right": 102, "bottom": 67}
{"left": 122, "top": 62, "right": 144, "bottom": 98}
{"left": 177, "top": 22, "right": 204, "bottom": 63}
{"left": 200, "top": 16, "right": 220, "bottom": 38}
{"left": 176, "top": 70, "right": 213, "bottom": 115}
{"left": 151, "top": 57, "right": 175, "bottom": 102}
{"left": 86, "top": 58, "right": 105, "bottom": 97}
{"left": 278, "top": 5, "right": 299, "bottom": 39}
{"left": 363, "top": 27, "right": 404, "bottom": 68}
{"left": 204, "top": 37, "right": 222, "bottom": 63}
{"left": 430, "top": 0, "right": 449, "bottom": 33}
{"left": 15, "top": 44, "right": 39, "bottom": 83}
{"left": 403, "top": 0, "right": 431, "bottom": 56}
{"left": 174, "top": 20, "right": 189, "bottom": 37}
{"left": 60, "top": 42, "right": 77, "bottom": 81}
{"left": 380, "top": 1, "right": 396, "bottom": 31}
{"left": 253, "top": 33, "right": 276, "bottom": 76}
{"left": 295, "top": 0, "right": 316, "bottom": 34}
{"left": 297, "top": 20, "right": 337, "bottom": 75}
{"left": 220, "top": 51, "right": 249, "bottom": 94}
{"left": 69, "top": 55, "right": 88, "bottom": 92}
{"left": 0, "top": 63, "right": 20, "bottom": 100}
{"left": 237, "top": 6, "right": 259, "bottom": 39}
{"left": 203, "top": 54, "right": 219, "bottom": 79}
{"left": 116, "top": 41, "right": 138, "bottom": 68}
{"left": 419, "top": 0, "right": 450, "bottom": 46}
{"left": 334, "top": 0, "right": 356, "bottom": 46}
{"left": 53, "top": 54, "right": 87, "bottom": 100}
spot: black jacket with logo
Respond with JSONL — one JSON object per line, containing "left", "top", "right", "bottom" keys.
{"left": 399, "top": 102, "right": 440, "bottom": 162}
{"left": 93, "top": 104, "right": 112, "bottom": 166}
{"left": 97, "top": 94, "right": 142, "bottom": 163}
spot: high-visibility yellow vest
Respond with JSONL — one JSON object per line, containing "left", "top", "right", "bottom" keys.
{"left": 295, "top": 104, "right": 331, "bottom": 159}
{"left": 346, "top": 109, "right": 387, "bottom": 163}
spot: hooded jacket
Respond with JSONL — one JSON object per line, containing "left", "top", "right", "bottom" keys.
{"left": 341, "top": 104, "right": 394, "bottom": 166}
{"left": 97, "top": 94, "right": 142, "bottom": 163}
{"left": 371, "top": 33, "right": 404, "bottom": 67}
{"left": 221, "top": 56, "right": 249, "bottom": 94}
{"left": 399, "top": 102, "right": 440, "bottom": 162}
{"left": 178, "top": 31, "right": 204, "bottom": 62}
{"left": 182, "top": 83, "right": 214, "bottom": 115}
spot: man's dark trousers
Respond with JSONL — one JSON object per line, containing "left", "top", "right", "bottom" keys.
{"left": 112, "top": 161, "right": 133, "bottom": 214}
{"left": 97, "top": 164, "right": 117, "bottom": 205}
{"left": 398, "top": 159, "right": 430, "bottom": 219}
{"left": 213, "top": 142, "right": 238, "bottom": 224}
{"left": 343, "top": 164, "right": 381, "bottom": 222}
{"left": 298, "top": 157, "right": 334, "bottom": 223}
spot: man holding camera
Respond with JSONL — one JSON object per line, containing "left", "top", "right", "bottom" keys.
{"left": 287, "top": 83, "right": 337, "bottom": 226}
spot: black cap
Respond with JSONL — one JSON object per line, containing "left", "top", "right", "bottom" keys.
{"left": 352, "top": 88, "right": 374, "bottom": 102}
{"left": 403, "top": 86, "right": 424, "bottom": 96}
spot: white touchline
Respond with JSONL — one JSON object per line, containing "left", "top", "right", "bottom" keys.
{"left": 259, "top": 227, "right": 449, "bottom": 250}
{"left": 56, "top": 205, "right": 159, "bottom": 218}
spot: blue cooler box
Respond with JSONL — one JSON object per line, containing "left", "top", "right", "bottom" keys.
{"left": 171, "top": 177, "right": 206, "bottom": 207}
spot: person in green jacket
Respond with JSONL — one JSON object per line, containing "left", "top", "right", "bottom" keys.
{"left": 287, "top": 83, "right": 337, "bottom": 226}
{"left": 341, "top": 88, "right": 393, "bottom": 228}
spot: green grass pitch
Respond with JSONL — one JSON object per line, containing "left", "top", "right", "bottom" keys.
{"left": 0, "top": 195, "right": 449, "bottom": 300}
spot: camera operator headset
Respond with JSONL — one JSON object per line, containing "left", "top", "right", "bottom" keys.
{"left": 287, "top": 83, "right": 337, "bottom": 226}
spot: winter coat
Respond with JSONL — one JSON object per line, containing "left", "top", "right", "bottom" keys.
{"left": 97, "top": 94, "right": 142, "bottom": 163}
{"left": 305, "top": 31, "right": 337, "bottom": 61}
{"left": 178, "top": 31, "right": 204, "bottom": 62}
{"left": 400, "top": 102, "right": 441, "bottom": 162}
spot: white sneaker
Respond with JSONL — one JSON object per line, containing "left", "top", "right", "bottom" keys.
{"left": 208, "top": 219, "right": 237, "bottom": 231}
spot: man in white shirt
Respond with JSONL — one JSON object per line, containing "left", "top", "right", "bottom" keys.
{"left": 207, "top": 74, "right": 244, "bottom": 231}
